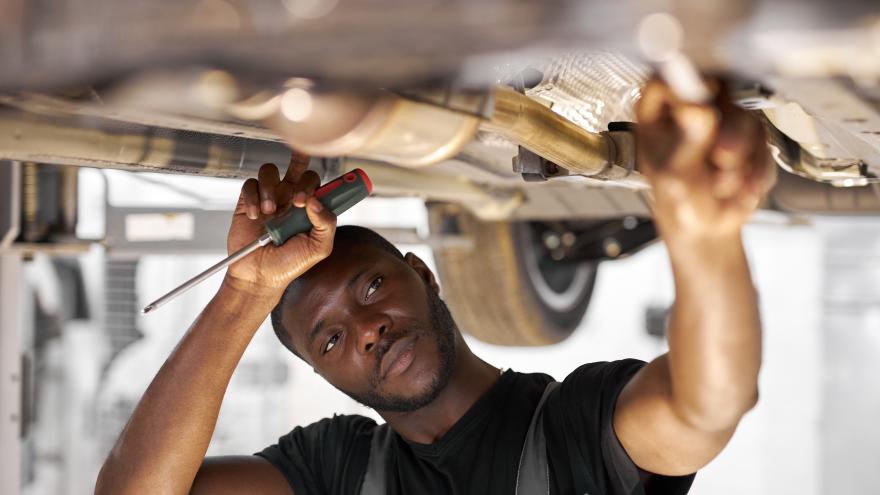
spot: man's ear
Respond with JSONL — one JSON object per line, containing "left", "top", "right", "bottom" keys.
{"left": 404, "top": 252, "right": 440, "bottom": 294}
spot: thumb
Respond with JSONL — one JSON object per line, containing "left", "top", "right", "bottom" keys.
{"left": 304, "top": 197, "right": 337, "bottom": 257}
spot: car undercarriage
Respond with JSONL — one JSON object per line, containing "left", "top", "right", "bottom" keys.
{"left": 2, "top": 0, "right": 879, "bottom": 345}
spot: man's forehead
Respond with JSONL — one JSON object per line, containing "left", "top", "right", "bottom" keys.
{"left": 297, "top": 242, "right": 387, "bottom": 290}
{"left": 280, "top": 243, "right": 400, "bottom": 336}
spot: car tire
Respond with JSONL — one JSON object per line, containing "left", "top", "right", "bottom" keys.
{"left": 427, "top": 204, "right": 597, "bottom": 346}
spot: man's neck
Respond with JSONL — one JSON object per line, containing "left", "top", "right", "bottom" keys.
{"left": 379, "top": 338, "right": 499, "bottom": 444}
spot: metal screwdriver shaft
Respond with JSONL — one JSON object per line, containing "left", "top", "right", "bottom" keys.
{"left": 142, "top": 233, "right": 273, "bottom": 314}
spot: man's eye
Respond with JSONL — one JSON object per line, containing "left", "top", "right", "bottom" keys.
{"left": 366, "top": 276, "right": 383, "bottom": 300}
{"left": 323, "top": 333, "right": 340, "bottom": 354}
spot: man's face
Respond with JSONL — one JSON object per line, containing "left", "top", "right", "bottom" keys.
{"left": 283, "top": 245, "right": 457, "bottom": 413}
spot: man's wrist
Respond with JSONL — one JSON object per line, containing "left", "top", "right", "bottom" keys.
{"left": 662, "top": 230, "right": 746, "bottom": 267}
{"left": 219, "top": 275, "right": 285, "bottom": 308}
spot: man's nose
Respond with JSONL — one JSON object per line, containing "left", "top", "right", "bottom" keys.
{"left": 355, "top": 313, "right": 392, "bottom": 354}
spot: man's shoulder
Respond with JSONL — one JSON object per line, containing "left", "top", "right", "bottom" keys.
{"left": 257, "top": 414, "right": 377, "bottom": 494}
{"left": 275, "top": 413, "right": 378, "bottom": 446}
{"left": 502, "top": 360, "right": 641, "bottom": 416}
{"left": 510, "top": 359, "right": 646, "bottom": 387}
{"left": 537, "top": 359, "right": 647, "bottom": 411}
{"left": 565, "top": 358, "right": 646, "bottom": 383}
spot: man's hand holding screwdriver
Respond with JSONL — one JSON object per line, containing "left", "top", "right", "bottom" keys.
{"left": 225, "top": 153, "right": 337, "bottom": 297}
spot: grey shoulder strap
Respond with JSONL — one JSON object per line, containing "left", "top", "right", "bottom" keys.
{"left": 360, "top": 423, "right": 394, "bottom": 495}
{"left": 360, "top": 381, "right": 560, "bottom": 495}
{"left": 516, "top": 381, "right": 560, "bottom": 495}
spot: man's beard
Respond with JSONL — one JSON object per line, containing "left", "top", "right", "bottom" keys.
{"left": 339, "top": 288, "right": 457, "bottom": 413}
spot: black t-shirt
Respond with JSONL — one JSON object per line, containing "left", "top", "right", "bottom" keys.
{"left": 257, "top": 359, "right": 696, "bottom": 495}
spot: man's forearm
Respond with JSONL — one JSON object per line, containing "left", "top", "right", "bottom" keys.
{"left": 664, "top": 232, "right": 762, "bottom": 431}
{"left": 96, "top": 278, "right": 281, "bottom": 495}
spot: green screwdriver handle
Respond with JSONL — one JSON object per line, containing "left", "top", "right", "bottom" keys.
{"left": 264, "top": 169, "right": 373, "bottom": 246}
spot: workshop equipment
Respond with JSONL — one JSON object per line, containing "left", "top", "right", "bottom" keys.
{"left": 142, "top": 168, "right": 373, "bottom": 313}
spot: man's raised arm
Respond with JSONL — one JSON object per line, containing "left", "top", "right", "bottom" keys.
{"left": 613, "top": 80, "right": 774, "bottom": 476}
{"left": 95, "top": 155, "right": 333, "bottom": 495}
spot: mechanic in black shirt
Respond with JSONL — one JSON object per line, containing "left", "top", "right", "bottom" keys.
{"left": 96, "top": 80, "right": 773, "bottom": 495}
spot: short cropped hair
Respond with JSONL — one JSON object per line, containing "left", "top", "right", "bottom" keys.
{"left": 270, "top": 225, "right": 405, "bottom": 358}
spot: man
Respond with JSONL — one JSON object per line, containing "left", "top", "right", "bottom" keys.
{"left": 96, "top": 80, "right": 772, "bottom": 495}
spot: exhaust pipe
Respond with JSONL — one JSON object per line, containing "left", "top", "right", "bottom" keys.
{"left": 482, "top": 85, "right": 618, "bottom": 178}
{"left": 254, "top": 83, "right": 632, "bottom": 179}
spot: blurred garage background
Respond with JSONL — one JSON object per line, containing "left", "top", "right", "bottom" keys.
{"left": 1, "top": 166, "right": 879, "bottom": 494}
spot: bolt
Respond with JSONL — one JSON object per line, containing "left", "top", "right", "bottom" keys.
{"left": 622, "top": 216, "right": 639, "bottom": 230}
{"left": 561, "top": 231, "right": 576, "bottom": 247}
{"left": 603, "top": 238, "right": 622, "bottom": 258}
{"left": 542, "top": 232, "right": 561, "bottom": 250}
{"left": 550, "top": 248, "right": 566, "bottom": 261}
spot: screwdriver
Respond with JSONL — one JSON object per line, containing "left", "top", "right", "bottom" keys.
{"left": 142, "top": 168, "right": 373, "bottom": 314}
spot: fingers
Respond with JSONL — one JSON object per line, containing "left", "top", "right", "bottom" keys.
{"left": 668, "top": 104, "right": 718, "bottom": 174}
{"left": 636, "top": 79, "right": 674, "bottom": 126}
{"left": 636, "top": 80, "right": 680, "bottom": 175}
{"left": 744, "top": 128, "right": 776, "bottom": 197}
{"left": 712, "top": 110, "right": 761, "bottom": 170}
{"left": 283, "top": 152, "right": 311, "bottom": 184}
{"left": 292, "top": 171, "right": 321, "bottom": 208}
{"left": 277, "top": 152, "right": 313, "bottom": 204}
{"left": 637, "top": 79, "right": 719, "bottom": 180}
{"left": 639, "top": 77, "right": 772, "bottom": 202}
{"left": 714, "top": 126, "right": 773, "bottom": 205}
{"left": 239, "top": 178, "right": 260, "bottom": 220}
{"left": 673, "top": 105, "right": 718, "bottom": 147}
{"left": 240, "top": 158, "right": 315, "bottom": 222}
{"left": 712, "top": 168, "right": 744, "bottom": 199}
{"left": 257, "top": 163, "right": 281, "bottom": 215}
{"left": 709, "top": 96, "right": 767, "bottom": 199}
{"left": 637, "top": 78, "right": 720, "bottom": 143}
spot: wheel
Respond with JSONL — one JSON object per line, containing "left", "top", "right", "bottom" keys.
{"left": 427, "top": 204, "right": 598, "bottom": 346}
